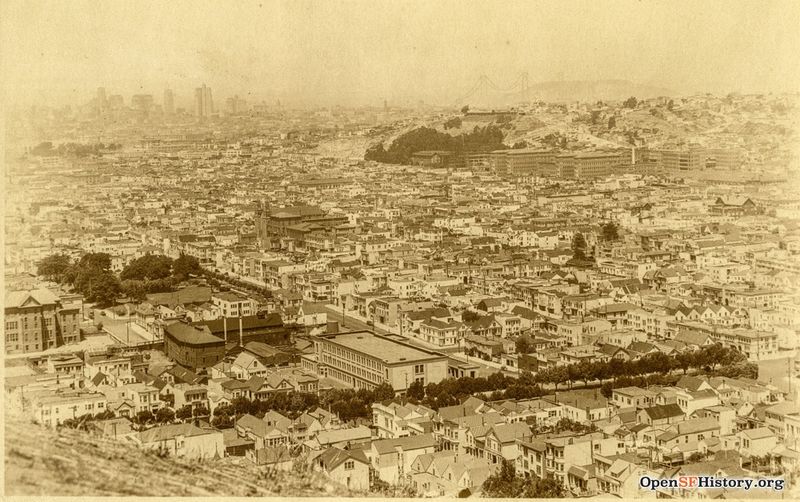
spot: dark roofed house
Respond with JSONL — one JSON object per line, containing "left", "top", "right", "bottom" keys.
{"left": 710, "top": 197, "right": 758, "bottom": 217}
{"left": 638, "top": 403, "right": 685, "bottom": 426}
{"left": 677, "top": 375, "right": 711, "bottom": 392}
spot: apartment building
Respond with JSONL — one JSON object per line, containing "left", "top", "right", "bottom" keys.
{"left": 672, "top": 321, "right": 779, "bottom": 360}
{"left": 212, "top": 291, "right": 258, "bottom": 318}
{"left": 31, "top": 391, "right": 108, "bottom": 427}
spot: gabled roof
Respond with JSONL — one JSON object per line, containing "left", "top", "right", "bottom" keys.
{"left": 317, "top": 446, "right": 369, "bottom": 471}
{"left": 314, "top": 425, "right": 372, "bottom": 446}
{"left": 677, "top": 375, "right": 709, "bottom": 392}
{"left": 164, "top": 322, "right": 223, "bottom": 345}
{"left": 487, "top": 422, "right": 531, "bottom": 444}
{"left": 642, "top": 404, "right": 684, "bottom": 420}
{"left": 627, "top": 341, "right": 659, "bottom": 354}
{"left": 5, "top": 288, "right": 60, "bottom": 308}
{"left": 740, "top": 427, "right": 775, "bottom": 440}
{"left": 373, "top": 433, "right": 436, "bottom": 455}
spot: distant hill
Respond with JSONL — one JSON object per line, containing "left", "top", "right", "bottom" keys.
{"left": 459, "top": 79, "right": 675, "bottom": 107}
{"left": 527, "top": 79, "right": 675, "bottom": 103}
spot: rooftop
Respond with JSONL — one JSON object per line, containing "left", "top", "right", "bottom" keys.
{"left": 321, "top": 331, "right": 445, "bottom": 365}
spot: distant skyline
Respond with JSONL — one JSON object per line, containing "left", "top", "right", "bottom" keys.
{"left": 3, "top": 0, "right": 800, "bottom": 108}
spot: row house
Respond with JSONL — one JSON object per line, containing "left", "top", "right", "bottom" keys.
{"left": 372, "top": 401, "right": 436, "bottom": 439}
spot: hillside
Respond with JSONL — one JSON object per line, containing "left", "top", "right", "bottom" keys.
{"left": 4, "top": 411, "right": 363, "bottom": 497}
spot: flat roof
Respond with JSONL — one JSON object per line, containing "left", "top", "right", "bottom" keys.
{"left": 321, "top": 331, "right": 444, "bottom": 365}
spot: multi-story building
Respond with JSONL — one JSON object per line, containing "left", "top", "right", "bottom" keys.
{"left": 557, "top": 151, "right": 629, "bottom": 179}
{"left": 31, "top": 391, "right": 108, "bottom": 428}
{"left": 163, "top": 322, "right": 226, "bottom": 371}
{"left": 418, "top": 318, "right": 467, "bottom": 348}
{"left": 672, "top": 321, "right": 779, "bottom": 361}
{"left": 5, "top": 288, "right": 82, "bottom": 354}
{"left": 314, "top": 331, "right": 449, "bottom": 392}
{"left": 211, "top": 291, "right": 258, "bottom": 318}
{"left": 194, "top": 83, "right": 213, "bottom": 118}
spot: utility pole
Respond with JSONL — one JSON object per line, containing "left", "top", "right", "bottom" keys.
{"left": 238, "top": 312, "right": 243, "bottom": 347}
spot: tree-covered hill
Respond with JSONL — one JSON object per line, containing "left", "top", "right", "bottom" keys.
{"left": 365, "top": 125, "right": 507, "bottom": 164}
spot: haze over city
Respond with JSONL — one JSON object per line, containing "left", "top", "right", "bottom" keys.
{"left": 3, "top": 0, "right": 800, "bottom": 108}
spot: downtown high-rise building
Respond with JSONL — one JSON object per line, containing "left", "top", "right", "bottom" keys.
{"left": 131, "top": 94, "right": 154, "bottom": 112}
{"left": 195, "top": 84, "right": 213, "bottom": 118}
{"left": 163, "top": 89, "right": 175, "bottom": 116}
{"left": 96, "top": 87, "right": 107, "bottom": 109}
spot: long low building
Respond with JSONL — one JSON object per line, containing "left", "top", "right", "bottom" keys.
{"left": 313, "top": 331, "right": 449, "bottom": 392}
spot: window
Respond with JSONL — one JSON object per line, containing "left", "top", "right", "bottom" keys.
{"left": 344, "top": 460, "right": 355, "bottom": 470}
{"left": 5, "top": 321, "right": 18, "bottom": 330}
{"left": 414, "top": 364, "right": 424, "bottom": 374}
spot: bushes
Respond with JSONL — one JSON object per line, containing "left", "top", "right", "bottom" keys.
{"left": 482, "top": 460, "right": 564, "bottom": 498}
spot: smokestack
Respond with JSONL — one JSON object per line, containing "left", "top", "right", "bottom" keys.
{"left": 239, "top": 314, "right": 243, "bottom": 347}
{"left": 223, "top": 315, "right": 228, "bottom": 343}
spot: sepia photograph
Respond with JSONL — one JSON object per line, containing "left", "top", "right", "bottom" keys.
{"left": 2, "top": 0, "right": 800, "bottom": 498}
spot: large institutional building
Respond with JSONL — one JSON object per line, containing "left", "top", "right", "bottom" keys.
{"left": 4, "top": 288, "right": 82, "bottom": 354}
{"left": 310, "top": 331, "right": 449, "bottom": 392}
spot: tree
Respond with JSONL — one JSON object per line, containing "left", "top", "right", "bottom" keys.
{"left": 120, "top": 254, "right": 173, "bottom": 281}
{"left": 482, "top": 459, "right": 519, "bottom": 497}
{"left": 84, "top": 271, "right": 122, "bottom": 306}
{"left": 528, "top": 477, "right": 564, "bottom": 498}
{"left": 675, "top": 351, "right": 694, "bottom": 374}
{"left": 608, "top": 116, "right": 616, "bottom": 129}
{"left": 444, "top": 117, "right": 462, "bottom": 130}
{"left": 624, "top": 96, "right": 638, "bottom": 108}
{"left": 572, "top": 232, "right": 588, "bottom": 261}
{"left": 155, "top": 407, "right": 175, "bottom": 424}
{"left": 372, "top": 383, "right": 395, "bottom": 402}
{"left": 601, "top": 221, "right": 620, "bottom": 242}
{"left": 462, "top": 310, "right": 482, "bottom": 323}
{"left": 175, "top": 405, "right": 193, "bottom": 421}
{"left": 461, "top": 105, "right": 470, "bottom": 114}
{"left": 37, "top": 254, "right": 72, "bottom": 282}
{"left": 407, "top": 380, "right": 425, "bottom": 401}
{"left": 78, "top": 252, "right": 113, "bottom": 271}
{"left": 173, "top": 254, "right": 202, "bottom": 280}
{"left": 515, "top": 336, "right": 531, "bottom": 355}
{"left": 550, "top": 366, "right": 569, "bottom": 390}
{"left": 667, "top": 99, "right": 674, "bottom": 111}
{"left": 136, "top": 410, "right": 154, "bottom": 425}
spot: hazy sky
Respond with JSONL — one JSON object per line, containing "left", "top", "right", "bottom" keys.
{"left": 3, "top": 0, "right": 799, "bottom": 107}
